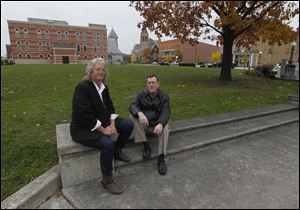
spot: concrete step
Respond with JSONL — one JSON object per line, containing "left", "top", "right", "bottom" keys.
{"left": 56, "top": 103, "right": 298, "bottom": 189}
{"left": 62, "top": 121, "right": 299, "bottom": 209}
{"left": 115, "top": 109, "right": 299, "bottom": 171}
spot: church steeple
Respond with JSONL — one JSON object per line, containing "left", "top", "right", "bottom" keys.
{"left": 140, "top": 27, "right": 148, "bottom": 43}
{"left": 108, "top": 28, "right": 118, "bottom": 39}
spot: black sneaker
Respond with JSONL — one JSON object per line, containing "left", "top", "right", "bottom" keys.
{"left": 143, "top": 143, "right": 151, "bottom": 159}
{"left": 158, "top": 156, "right": 167, "bottom": 175}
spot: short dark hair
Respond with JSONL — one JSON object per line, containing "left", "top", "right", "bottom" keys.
{"left": 147, "top": 74, "right": 159, "bottom": 82}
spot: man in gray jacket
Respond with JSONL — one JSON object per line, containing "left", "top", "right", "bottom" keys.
{"left": 129, "top": 74, "right": 170, "bottom": 175}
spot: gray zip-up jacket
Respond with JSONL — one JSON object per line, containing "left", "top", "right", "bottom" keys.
{"left": 129, "top": 89, "right": 170, "bottom": 127}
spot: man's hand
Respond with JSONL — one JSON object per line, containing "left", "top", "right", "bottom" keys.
{"left": 110, "top": 121, "right": 118, "bottom": 135}
{"left": 153, "top": 123, "right": 163, "bottom": 135}
{"left": 138, "top": 112, "right": 149, "bottom": 127}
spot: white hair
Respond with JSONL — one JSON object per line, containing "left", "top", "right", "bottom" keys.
{"left": 83, "top": 58, "right": 108, "bottom": 81}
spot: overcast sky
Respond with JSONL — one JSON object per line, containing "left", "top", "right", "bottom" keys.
{"left": 1, "top": 1, "right": 299, "bottom": 57}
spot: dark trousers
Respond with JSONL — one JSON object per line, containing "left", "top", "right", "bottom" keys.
{"left": 71, "top": 118, "right": 133, "bottom": 176}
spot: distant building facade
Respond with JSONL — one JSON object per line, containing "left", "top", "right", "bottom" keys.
{"left": 7, "top": 18, "right": 107, "bottom": 64}
{"left": 107, "top": 28, "right": 124, "bottom": 64}
{"left": 221, "top": 37, "right": 299, "bottom": 67}
{"left": 132, "top": 28, "right": 159, "bottom": 63}
{"left": 159, "top": 39, "right": 220, "bottom": 63}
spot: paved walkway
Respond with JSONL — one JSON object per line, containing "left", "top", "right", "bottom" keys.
{"left": 62, "top": 122, "right": 299, "bottom": 209}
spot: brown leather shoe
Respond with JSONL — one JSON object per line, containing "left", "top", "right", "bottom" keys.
{"left": 114, "top": 147, "right": 131, "bottom": 162}
{"left": 101, "top": 176, "right": 122, "bottom": 194}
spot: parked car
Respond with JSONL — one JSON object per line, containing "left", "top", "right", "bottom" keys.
{"left": 197, "top": 62, "right": 205, "bottom": 67}
{"left": 272, "top": 63, "right": 281, "bottom": 73}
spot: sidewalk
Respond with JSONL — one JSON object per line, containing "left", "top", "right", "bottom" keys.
{"left": 63, "top": 122, "right": 299, "bottom": 208}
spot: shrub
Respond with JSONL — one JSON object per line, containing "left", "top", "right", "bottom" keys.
{"left": 255, "top": 64, "right": 274, "bottom": 76}
{"left": 178, "top": 63, "right": 196, "bottom": 67}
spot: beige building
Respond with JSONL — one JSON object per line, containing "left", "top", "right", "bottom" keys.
{"left": 229, "top": 37, "right": 299, "bottom": 67}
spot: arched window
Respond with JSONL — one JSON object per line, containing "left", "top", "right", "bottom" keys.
{"left": 15, "top": 28, "right": 20, "bottom": 38}
{"left": 37, "top": 30, "right": 42, "bottom": 39}
{"left": 25, "top": 41, "right": 30, "bottom": 51}
{"left": 45, "top": 30, "right": 49, "bottom": 40}
{"left": 77, "top": 44, "right": 80, "bottom": 52}
{"left": 57, "top": 31, "right": 62, "bottom": 40}
{"left": 16, "top": 41, "right": 22, "bottom": 50}
{"left": 64, "top": 31, "right": 69, "bottom": 40}
{"left": 38, "top": 42, "right": 43, "bottom": 51}
{"left": 76, "top": 32, "right": 80, "bottom": 41}
{"left": 23, "top": 28, "right": 28, "bottom": 38}
{"left": 83, "top": 32, "right": 87, "bottom": 41}
{"left": 46, "top": 43, "right": 50, "bottom": 51}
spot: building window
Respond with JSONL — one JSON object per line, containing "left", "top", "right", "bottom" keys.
{"left": 84, "top": 55, "right": 87, "bottom": 60}
{"left": 15, "top": 28, "right": 20, "bottom": 38}
{"left": 38, "top": 42, "right": 43, "bottom": 51}
{"left": 93, "top": 33, "right": 97, "bottom": 41}
{"left": 39, "top": 54, "right": 44, "bottom": 59}
{"left": 267, "top": 45, "right": 273, "bottom": 54}
{"left": 45, "top": 30, "right": 49, "bottom": 40}
{"left": 37, "top": 30, "right": 42, "bottom": 39}
{"left": 77, "top": 44, "right": 80, "bottom": 52}
{"left": 99, "top": 45, "right": 103, "bottom": 52}
{"left": 26, "top": 54, "right": 31, "bottom": 59}
{"left": 46, "top": 42, "right": 50, "bottom": 51}
{"left": 83, "top": 45, "right": 87, "bottom": 52}
{"left": 16, "top": 41, "right": 22, "bottom": 51}
{"left": 48, "top": 54, "right": 51, "bottom": 59}
{"left": 94, "top": 44, "right": 97, "bottom": 52}
{"left": 83, "top": 32, "right": 87, "bottom": 41}
{"left": 76, "top": 32, "right": 80, "bottom": 41}
{"left": 57, "top": 31, "right": 62, "bottom": 40}
{"left": 18, "top": 54, "right": 22, "bottom": 59}
{"left": 25, "top": 41, "right": 30, "bottom": 51}
{"left": 64, "top": 31, "right": 69, "bottom": 40}
{"left": 23, "top": 28, "right": 28, "bottom": 38}
{"left": 94, "top": 55, "right": 97, "bottom": 58}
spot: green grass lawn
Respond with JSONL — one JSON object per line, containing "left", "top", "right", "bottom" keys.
{"left": 1, "top": 64, "right": 298, "bottom": 201}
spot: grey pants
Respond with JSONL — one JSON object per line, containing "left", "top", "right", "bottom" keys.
{"left": 131, "top": 116, "right": 169, "bottom": 155}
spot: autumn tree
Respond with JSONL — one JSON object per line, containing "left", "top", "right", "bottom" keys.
{"left": 196, "top": 52, "right": 202, "bottom": 64}
{"left": 165, "top": 55, "right": 172, "bottom": 63}
{"left": 142, "top": 48, "right": 151, "bottom": 63}
{"left": 212, "top": 51, "right": 221, "bottom": 63}
{"left": 130, "top": 1, "right": 298, "bottom": 81}
{"left": 175, "top": 49, "right": 184, "bottom": 62}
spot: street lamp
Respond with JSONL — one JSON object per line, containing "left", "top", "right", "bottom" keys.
{"left": 248, "top": 44, "right": 252, "bottom": 71}
{"left": 258, "top": 51, "right": 263, "bottom": 65}
{"left": 289, "top": 42, "right": 297, "bottom": 64}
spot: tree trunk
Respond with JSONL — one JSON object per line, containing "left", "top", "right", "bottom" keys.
{"left": 219, "top": 30, "right": 234, "bottom": 81}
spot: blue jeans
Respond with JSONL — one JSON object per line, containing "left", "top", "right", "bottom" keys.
{"left": 72, "top": 118, "right": 133, "bottom": 176}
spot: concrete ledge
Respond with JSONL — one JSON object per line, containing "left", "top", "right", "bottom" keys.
{"left": 287, "top": 94, "right": 299, "bottom": 105}
{"left": 1, "top": 165, "right": 61, "bottom": 209}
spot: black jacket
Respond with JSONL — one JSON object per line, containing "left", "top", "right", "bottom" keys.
{"left": 71, "top": 80, "right": 115, "bottom": 131}
{"left": 129, "top": 89, "right": 170, "bottom": 127}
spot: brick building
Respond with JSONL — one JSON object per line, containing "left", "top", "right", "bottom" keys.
{"left": 7, "top": 18, "right": 107, "bottom": 64}
{"left": 159, "top": 39, "right": 220, "bottom": 63}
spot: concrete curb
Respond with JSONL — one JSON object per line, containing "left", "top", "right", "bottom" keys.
{"left": 114, "top": 118, "right": 299, "bottom": 171}
{"left": 1, "top": 165, "right": 61, "bottom": 209}
{"left": 169, "top": 104, "right": 298, "bottom": 134}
